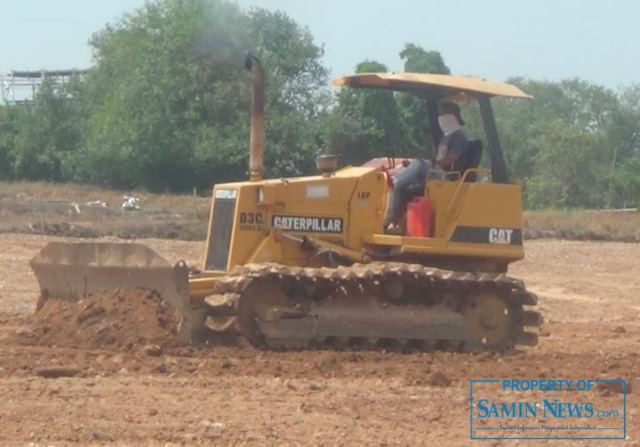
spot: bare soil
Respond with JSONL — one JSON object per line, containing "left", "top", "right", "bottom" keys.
{"left": 0, "top": 234, "right": 639, "bottom": 446}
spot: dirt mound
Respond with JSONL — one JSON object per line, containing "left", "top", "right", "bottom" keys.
{"left": 27, "top": 289, "right": 179, "bottom": 352}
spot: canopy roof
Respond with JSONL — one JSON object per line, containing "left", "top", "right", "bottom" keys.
{"left": 332, "top": 72, "right": 533, "bottom": 100}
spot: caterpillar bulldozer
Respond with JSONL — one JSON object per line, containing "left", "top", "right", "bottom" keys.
{"left": 30, "top": 55, "right": 542, "bottom": 352}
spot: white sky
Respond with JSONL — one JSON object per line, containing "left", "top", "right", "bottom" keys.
{"left": 1, "top": 0, "right": 638, "bottom": 89}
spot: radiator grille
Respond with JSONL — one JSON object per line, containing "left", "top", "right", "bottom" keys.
{"left": 206, "top": 197, "right": 236, "bottom": 270}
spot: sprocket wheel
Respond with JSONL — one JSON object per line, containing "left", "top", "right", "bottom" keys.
{"left": 235, "top": 278, "right": 288, "bottom": 343}
{"left": 462, "top": 291, "right": 517, "bottom": 351}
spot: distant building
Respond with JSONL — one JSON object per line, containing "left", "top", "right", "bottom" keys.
{"left": 1, "top": 69, "right": 90, "bottom": 105}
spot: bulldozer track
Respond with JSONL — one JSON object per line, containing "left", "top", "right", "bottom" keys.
{"left": 201, "top": 262, "right": 542, "bottom": 352}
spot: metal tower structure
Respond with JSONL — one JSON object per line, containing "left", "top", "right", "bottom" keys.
{"left": 1, "top": 69, "right": 90, "bottom": 105}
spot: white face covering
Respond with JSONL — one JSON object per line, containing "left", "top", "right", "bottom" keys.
{"left": 438, "top": 114, "right": 461, "bottom": 136}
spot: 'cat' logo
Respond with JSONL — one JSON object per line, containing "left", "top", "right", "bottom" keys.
{"left": 489, "top": 228, "right": 514, "bottom": 245}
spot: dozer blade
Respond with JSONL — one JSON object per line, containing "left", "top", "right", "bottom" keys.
{"left": 29, "top": 242, "right": 193, "bottom": 343}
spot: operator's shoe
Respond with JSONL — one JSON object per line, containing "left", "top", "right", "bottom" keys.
{"left": 384, "top": 223, "right": 403, "bottom": 235}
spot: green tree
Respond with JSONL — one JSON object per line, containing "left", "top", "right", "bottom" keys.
{"left": 248, "top": 8, "right": 329, "bottom": 177}
{"left": 72, "top": 0, "right": 328, "bottom": 191}
{"left": 526, "top": 121, "right": 609, "bottom": 208}
{"left": 0, "top": 104, "right": 21, "bottom": 179}
{"left": 490, "top": 78, "right": 640, "bottom": 208}
{"left": 488, "top": 80, "right": 573, "bottom": 183}
{"left": 327, "top": 60, "right": 402, "bottom": 165}
{"left": 613, "top": 155, "right": 640, "bottom": 207}
{"left": 11, "top": 77, "right": 86, "bottom": 181}
{"left": 399, "top": 43, "right": 450, "bottom": 74}
{"left": 396, "top": 43, "right": 450, "bottom": 156}
{"left": 611, "top": 84, "right": 640, "bottom": 206}
{"left": 70, "top": 0, "right": 245, "bottom": 190}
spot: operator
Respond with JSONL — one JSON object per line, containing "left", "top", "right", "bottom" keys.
{"left": 383, "top": 101, "right": 468, "bottom": 234}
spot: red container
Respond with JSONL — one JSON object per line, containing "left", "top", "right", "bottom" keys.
{"left": 406, "top": 197, "right": 434, "bottom": 237}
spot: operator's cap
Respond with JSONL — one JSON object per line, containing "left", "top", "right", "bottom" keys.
{"left": 439, "top": 101, "right": 465, "bottom": 125}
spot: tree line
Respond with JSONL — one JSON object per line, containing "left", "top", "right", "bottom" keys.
{"left": 0, "top": 0, "right": 638, "bottom": 209}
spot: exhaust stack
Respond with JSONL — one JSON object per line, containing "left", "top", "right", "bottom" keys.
{"left": 245, "top": 53, "right": 265, "bottom": 182}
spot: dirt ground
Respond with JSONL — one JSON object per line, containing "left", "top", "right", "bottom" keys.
{"left": 0, "top": 234, "right": 638, "bottom": 446}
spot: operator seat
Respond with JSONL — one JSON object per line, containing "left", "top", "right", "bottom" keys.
{"left": 403, "top": 139, "right": 484, "bottom": 199}
{"left": 452, "top": 139, "right": 483, "bottom": 182}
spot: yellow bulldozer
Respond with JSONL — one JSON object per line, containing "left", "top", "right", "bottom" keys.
{"left": 30, "top": 55, "right": 542, "bottom": 352}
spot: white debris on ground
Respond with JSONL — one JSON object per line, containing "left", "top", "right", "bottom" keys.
{"left": 68, "top": 201, "right": 109, "bottom": 214}
{"left": 86, "top": 200, "right": 108, "bottom": 208}
{"left": 121, "top": 195, "right": 142, "bottom": 210}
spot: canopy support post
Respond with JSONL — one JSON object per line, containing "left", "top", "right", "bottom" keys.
{"left": 479, "top": 96, "right": 509, "bottom": 184}
{"left": 426, "top": 97, "right": 442, "bottom": 153}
